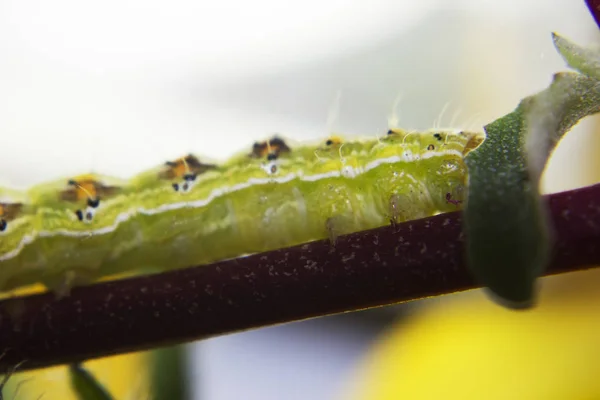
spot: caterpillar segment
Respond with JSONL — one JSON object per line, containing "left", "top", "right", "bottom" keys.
{"left": 0, "top": 129, "right": 484, "bottom": 295}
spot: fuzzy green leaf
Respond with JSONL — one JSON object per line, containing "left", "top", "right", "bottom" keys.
{"left": 553, "top": 32, "right": 600, "bottom": 80}
{"left": 465, "top": 61, "right": 600, "bottom": 308}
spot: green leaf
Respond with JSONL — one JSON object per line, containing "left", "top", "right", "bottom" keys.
{"left": 552, "top": 33, "right": 600, "bottom": 80}
{"left": 149, "top": 345, "right": 191, "bottom": 400}
{"left": 69, "top": 363, "right": 115, "bottom": 400}
{"left": 465, "top": 44, "right": 600, "bottom": 309}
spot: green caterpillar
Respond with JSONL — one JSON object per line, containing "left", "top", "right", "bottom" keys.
{"left": 0, "top": 128, "right": 484, "bottom": 295}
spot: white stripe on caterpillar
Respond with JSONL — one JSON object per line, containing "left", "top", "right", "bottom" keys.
{"left": 0, "top": 129, "right": 484, "bottom": 294}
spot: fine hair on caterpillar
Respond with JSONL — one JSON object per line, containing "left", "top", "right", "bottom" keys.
{"left": 429, "top": 100, "right": 485, "bottom": 134}
{"left": 0, "top": 127, "right": 485, "bottom": 297}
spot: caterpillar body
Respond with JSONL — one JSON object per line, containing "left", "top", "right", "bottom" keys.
{"left": 0, "top": 128, "right": 484, "bottom": 295}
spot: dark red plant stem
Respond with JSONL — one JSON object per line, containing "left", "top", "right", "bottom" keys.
{"left": 0, "top": 183, "right": 599, "bottom": 373}
{"left": 586, "top": 0, "right": 600, "bottom": 28}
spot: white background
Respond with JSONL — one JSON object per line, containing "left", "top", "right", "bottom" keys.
{"left": 1, "top": 0, "right": 598, "bottom": 399}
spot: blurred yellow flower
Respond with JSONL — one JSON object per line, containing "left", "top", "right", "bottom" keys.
{"left": 344, "top": 269, "right": 600, "bottom": 400}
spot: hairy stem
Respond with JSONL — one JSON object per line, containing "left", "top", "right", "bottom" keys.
{"left": 0, "top": 183, "right": 599, "bottom": 372}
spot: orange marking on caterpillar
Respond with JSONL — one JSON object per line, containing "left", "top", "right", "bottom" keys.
{"left": 250, "top": 137, "right": 291, "bottom": 159}
{"left": 160, "top": 154, "right": 217, "bottom": 180}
